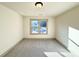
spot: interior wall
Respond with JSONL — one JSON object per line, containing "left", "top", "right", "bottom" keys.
{"left": 55, "top": 6, "right": 79, "bottom": 56}
{"left": 0, "top": 4, "right": 23, "bottom": 56}
{"left": 24, "top": 16, "right": 55, "bottom": 39}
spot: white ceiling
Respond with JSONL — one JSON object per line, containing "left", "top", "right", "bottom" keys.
{"left": 0, "top": 2, "right": 79, "bottom": 17}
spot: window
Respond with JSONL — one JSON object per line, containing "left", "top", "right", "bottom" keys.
{"left": 30, "top": 19, "right": 48, "bottom": 34}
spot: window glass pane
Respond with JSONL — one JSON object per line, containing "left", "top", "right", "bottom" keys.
{"left": 32, "top": 20, "right": 38, "bottom": 27}
{"left": 40, "top": 20, "right": 47, "bottom": 27}
{"left": 40, "top": 27, "right": 47, "bottom": 33}
{"left": 40, "top": 19, "right": 47, "bottom": 34}
{"left": 31, "top": 20, "right": 39, "bottom": 34}
{"left": 32, "top": 27, "right": 39, "bottom": 33}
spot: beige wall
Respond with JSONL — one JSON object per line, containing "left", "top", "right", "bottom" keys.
{"left": 0, "top": 4, "right": 23, "bottom": 56}
{"left": 24, "top": 16, "right": 55, "bottom": 38}
{"left": 55, "top": 6, "right": 79, "bottom": 56}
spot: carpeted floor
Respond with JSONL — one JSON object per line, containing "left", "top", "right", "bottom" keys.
{"left": 4, "top": 39, "right": 69, "bottom": 57}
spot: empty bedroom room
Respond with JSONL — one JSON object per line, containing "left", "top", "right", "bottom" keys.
{"left": 0, "top": 2, "right": 79, "bottom": 57}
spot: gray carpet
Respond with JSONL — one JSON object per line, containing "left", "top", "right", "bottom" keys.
{"left": 4, "top": 39, "right": 69, "bottom": 57}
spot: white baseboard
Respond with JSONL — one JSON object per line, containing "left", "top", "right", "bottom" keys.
{"left": 23, "top": 38, "right": 56, "bottom": 40}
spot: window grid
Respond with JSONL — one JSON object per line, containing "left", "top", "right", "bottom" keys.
{"left": 30, "top": 19, "right": 48, "bottom": 35}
